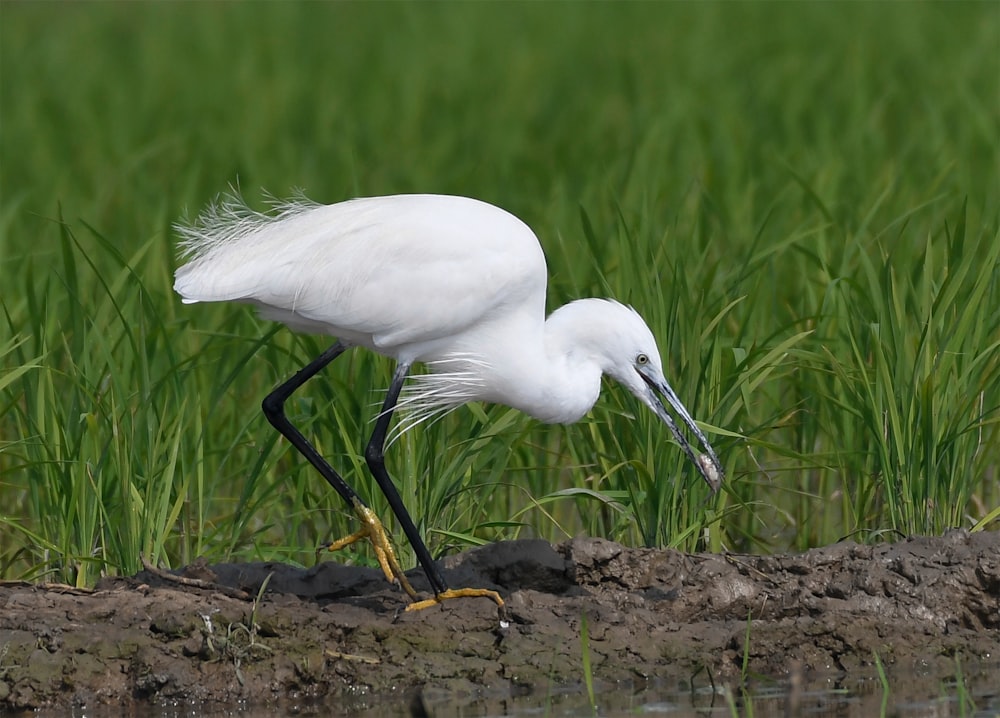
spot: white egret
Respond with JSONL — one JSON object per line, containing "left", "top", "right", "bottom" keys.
{"left": 173, "top": 193, "right": 724, "bottom": 614}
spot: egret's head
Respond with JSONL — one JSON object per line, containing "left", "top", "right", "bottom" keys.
{"left": 567, "top": 299, "right": 724, "bottom": 493}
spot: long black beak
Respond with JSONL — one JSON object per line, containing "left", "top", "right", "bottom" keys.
{"left": 638, "top": 366, "right": 724, "bottom": 493}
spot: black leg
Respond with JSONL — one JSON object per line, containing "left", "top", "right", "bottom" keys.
{"left": 260, "top": 341, "right": 434, "bottom": 599}
{"left": 260, "top": 341, "right": 503, "bottom": 614}
{"left": 260, "top": 341, "right": 364, "bottom": 508}
{"left": 365, "top": 362, "right": 450, "bottom": 596}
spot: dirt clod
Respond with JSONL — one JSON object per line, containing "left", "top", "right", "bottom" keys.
{"left": 2, "top": 529, "right": 998, "bottom": 713}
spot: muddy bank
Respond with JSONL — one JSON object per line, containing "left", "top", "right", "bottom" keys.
{"left": 1, "top": 529, "right": 998, "bottom": 714}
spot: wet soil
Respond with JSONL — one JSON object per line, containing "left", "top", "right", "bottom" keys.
{"left": 2, "top": 529, "right": 998, "bottom": 715}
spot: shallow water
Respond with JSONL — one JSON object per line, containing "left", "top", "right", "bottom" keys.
{"left": 46, "top": 664, "right": 1000, "bottom": 718}
{"left": 407, "top": 668, "right": 1000, "bottom": 718}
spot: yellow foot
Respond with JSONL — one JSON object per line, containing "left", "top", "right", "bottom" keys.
{"left": 319, "top": 503, "right": 507, "bottom": 624}
{"left": 405, "top": 587, "right": 507, "bottom": 623}
{"left": 319, "top": 501, "right": 418, "bottom": 600}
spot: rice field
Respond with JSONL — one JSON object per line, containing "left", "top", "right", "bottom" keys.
{"left": 1, "top": 1, "right": 997, "bottom": 586}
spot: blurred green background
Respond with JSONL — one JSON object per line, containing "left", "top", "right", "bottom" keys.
{"left": 2, "top": 2, "right": 998, "bottom": 585}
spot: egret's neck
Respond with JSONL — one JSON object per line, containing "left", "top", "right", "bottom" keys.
{"left": 507, "top": 302, "right": 607, "bottom": 424}
{"left": 423, "top": 299, "right": 617, "bottom": 425}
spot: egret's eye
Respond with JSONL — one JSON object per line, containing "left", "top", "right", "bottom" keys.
{"left": 636, "top": 353, "right": 649, "bottom": 366}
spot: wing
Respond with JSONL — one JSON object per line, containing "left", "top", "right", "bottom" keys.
{"left": 173, "top": 194, "right": 548, "bottom": 352}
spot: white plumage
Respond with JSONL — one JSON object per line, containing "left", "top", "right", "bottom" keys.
{"left": 175, "top": 194, "right": 544, "bottom": 359}
{"left": 174, "top": 193, "right": 724, "bottom": 453}
{"left": 173, "top": 192, "right": 723, "bottom": 609}
{"left": 174, "top": 195, "right": 723, "bottom": 614}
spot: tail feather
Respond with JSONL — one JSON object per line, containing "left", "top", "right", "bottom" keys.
{"left": 174, "top": 189, "right": 320, "bottom": 263}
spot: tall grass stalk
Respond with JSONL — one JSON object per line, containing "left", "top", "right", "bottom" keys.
{"left": 873, "top": 651, "right": 890, "bottom": 716}
{"left": 579, "top": 612, "right": 597, "bottom": 716}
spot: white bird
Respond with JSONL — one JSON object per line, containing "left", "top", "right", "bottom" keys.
{"left": 173, "top": 192, "right": 724, "bottom": 614}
